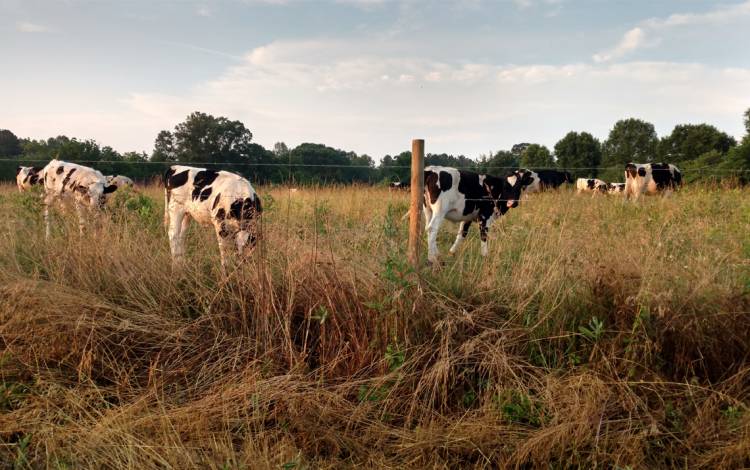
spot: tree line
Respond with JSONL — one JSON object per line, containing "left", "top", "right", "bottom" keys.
{"left": 2, "top": 109, "right": 748, "bottom": 184}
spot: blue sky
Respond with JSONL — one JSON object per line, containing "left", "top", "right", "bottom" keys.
{"left": 1, "top": 0, "right": 749, "bottom": 159}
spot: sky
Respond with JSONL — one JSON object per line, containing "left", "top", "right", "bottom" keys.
{"left": 1, "top": 0, "right": 749, "bottom": 160}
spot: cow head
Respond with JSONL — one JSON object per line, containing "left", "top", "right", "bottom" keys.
{"left": 485, "top": 174, "right": 523, "bottom": 214}
{"left": 515, "top": 169, "right": 535, "bottom": 189}
{"left": 564, "top": 171, "right": 573, "bottom": 184}
{"left": 218, "top": 195, "right": 263, "bottom": 258}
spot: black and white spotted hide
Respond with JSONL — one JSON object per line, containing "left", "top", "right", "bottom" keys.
{"left": 423, "top": 165, "right": 525, "bottom": 264}
{"left": 624, "top": 162, "right": 682, "bottom": 200}
{"left": 163, "top": 165, "right": 262, "bottom": 268}
{"left": 41, "top": 159, "right": 111, "bottom": 239}
{"left": 104, "top": 175, "right": 135, "bottom": 198}
{"left": 16, "top": 166, "right": 44, "bottom": 192}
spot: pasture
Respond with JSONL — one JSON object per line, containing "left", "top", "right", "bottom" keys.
{"left": 0, "top": 182, "right": 749, "bottom": 468}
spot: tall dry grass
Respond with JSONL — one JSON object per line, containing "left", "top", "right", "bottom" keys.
{"left": 0, "top": 182, "right": 748, "bottom": 468}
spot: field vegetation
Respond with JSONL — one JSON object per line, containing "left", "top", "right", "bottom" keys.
{"left": 0, "top": 183, "right": 748, "bottom": 468}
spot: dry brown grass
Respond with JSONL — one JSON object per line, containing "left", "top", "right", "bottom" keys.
{"left": 0, "top": 182, "right": 748, "bottom": 468}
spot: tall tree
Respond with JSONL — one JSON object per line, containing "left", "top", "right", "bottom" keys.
{"left": 519, "top": 144, "right": 554, "bottom": 169}
{"left": 744, "top": 108, "right": 750, "bottom": 134}
{"left": 602, "top": 118, "right": 658, "bottom": 165}
{"left": 151, "top": 130, "right": 176, "bottom": 162}
{"left": 554, "top": 131, "right": 602, "bottom": 178}
{"left": 171, "top": 111, "right": 253, "bottom": 164}
{"left": 0, "top": 129, "right": 22, "bottom": 157}
{"left": 658, "top": 123, "right": 736, "bottom": 163}
{"left": 511, "top": 142, "right": 531, "bottom": 157}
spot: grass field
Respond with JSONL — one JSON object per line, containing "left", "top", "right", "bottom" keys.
{"left": 0, "top": 182, "right": 749, "bottom": 468}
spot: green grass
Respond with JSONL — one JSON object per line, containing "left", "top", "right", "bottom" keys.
{"left": 0, "top": 182, "right": 748, "bottom": 468}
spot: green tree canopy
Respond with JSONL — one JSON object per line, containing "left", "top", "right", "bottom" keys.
{"left": 477, "top": 150, "right": 519, "bottom": 175}
{"left": 0, "top": 129, "right": 22, "bottom": 157}
{"left": 602, "top": 118, "right": 658, "bottom": 165}
{"left": 658, "top": 123, "right": 736, "bottom": 163}
{"left": 554, "top": 131, "right": 602, "bottom": 178}
{"left": 151, "top": 130, "right": 176, "bottom": 162}
{"left": 519, "top": 144, "right": 554, "bottom": 169}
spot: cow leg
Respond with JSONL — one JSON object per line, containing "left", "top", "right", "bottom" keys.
{"left": 214, "top": 223, "right": 233, "bottom": 272}
{"left": 479, "top": 216, "right": 490, "bottom": 257}
{"left": 449, "top": 220, "right": 471, "bottom": 254}
{"left": 425, "top": 208, "right": 446, "bottom": 264}
{"left": 43, "top": 194, "right": 56, "bottom": 240}
{"left": 167, "top": 209, "right": 188, "bottom": 264}
{"left": 74, "top": 201, "right": 87, "bottom": 235}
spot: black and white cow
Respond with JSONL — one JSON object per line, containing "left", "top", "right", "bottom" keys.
{"left": 624, "top": 163, "right": 682, "bottom": 200}
{"left": 576, "top": 178, "right": 608, "bottom": 194}
{"left": 607, "top": 182, "right": 626, "bottom": 194}
{"left": 105, "top": 175, "right": 135, "bottom": 192}
{"left": 16, "top": 166, "right": 44, "bottom": 192}
{"left": 389, "top": 181, "right": 410, "bottom": 191}
{"left": 423, "top": 166, "right": 526, "bottom": 264}
{"left": 41, "top": 159, "right": 116, "bottom": 238}
{"left": 163, "top": 165, "right": 262, "bottom": 268}
{"left": 513, "top": 169, "right": 541, "bottom": 195}
{"left": 535, "top": 169, "right": 573, "bottom": 190}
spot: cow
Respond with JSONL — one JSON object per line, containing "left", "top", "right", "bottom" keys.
{"left": 513, "top": 169, "right": 541, "bottom": 196}
{"left": 422, "top": 166, "right": 526, "bottom": 264}
{"left": 40, "top": 159, "right": 115, "bottom": 239}
{"left": 389, "top": 181, "right": 410, "bottom": 191}
{"left": 624, "top": 163, "right": 682, "bottom": 200}
{"left": 163, "top": 165, "right": 262, "bottom": 269}
{"left": 105, "top": 175, "right": 135, "bottom": 191}
{"left": 608, "top": 183, "right": 626, "bottom": 194}
{"left": 16, "top": 166, "right": 44, "bottom": 192}
{"left": 576, "top": 178, "right": 608, "bottom": 194}
{"left": 535, "top": 169, "right": 573, "bottom": 190}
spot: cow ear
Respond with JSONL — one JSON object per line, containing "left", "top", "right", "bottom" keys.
{"left": 16, "top": 166, "right": 22, "bottom": 175}
{"left": 103, "top": 184, "right": 118, "bottom": 194}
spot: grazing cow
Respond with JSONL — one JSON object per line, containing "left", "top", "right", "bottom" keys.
{"left": 163, "top": 165, "right": 262, "bottom": 268}
{"left": 513, "top": 169, "right": 541, "bottom": 195}
{"left": 608, "top": 183, "right": 626, "bottom": 194}
{"left": 624, "top": 163, "right": 682, "bottom": 200}
{"left": 41, "top": 159, "right": 115, "bottom": 239}
{"left": 576, "top": 178, "right": 608, "bottom": 194}
{"left": 106, "top": 175, "right": 135, "bottom": 191}
{"left": 535, "top": 169, "right": 573, "bottom": 190}
{"left": 423, "top": 166, "right": 526, "bottom": 264}
{"left": 16, "top": 166, "right": 44, "bottom": 192}
{"left": 389, "top": 181, "right": 410, "bottom": 191}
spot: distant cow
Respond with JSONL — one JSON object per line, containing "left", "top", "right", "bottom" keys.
{"left": 608, "top": 183, "right": 626, "bottom": 194}
{"left": 105, "top": 175, "right": 135, "bottom": 191}
{"left": 513, "top": 169, "right": 541, "bottom": 195}
{"left": 16, "top": 166, "right": 44, "bottom": 192}
{"left": 389, "top": 181, "right": 410, "bottom": 191}
{"left": 624, "top": 163, "right": 682, "bottom": 200}
{"left": 535, "top": 169, "right": 573, "bottom": 190}
{"left": 163, "top": 165, "right": 262, "bottom": 268}
{"left": 576, "top": 178, "right": 608, "bottom": 194}
{"left": 423, "top": 166, "right": 526, "bottom": 264}
{"left": 41, "top": 159, "right": 116, "bottom": 238}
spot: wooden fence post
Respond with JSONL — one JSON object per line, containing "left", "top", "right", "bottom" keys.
{"left": 408, "top": 139, "right": 425, "bottom": 269}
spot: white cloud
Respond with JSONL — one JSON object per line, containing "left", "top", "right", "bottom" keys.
{"left": 16, "top": 21, "right": 51, "bottom": 33}
{"left": 594, "top": 1, "right": 750, "bottom": 62}
{"left": 119, "top": 39, "right": 750, "bottom": 158}
{"left": 593, "top": 27, "right": 646, "bottom": 63}
{"left": 196, "top": 6, "right": 212, "bottom": 17}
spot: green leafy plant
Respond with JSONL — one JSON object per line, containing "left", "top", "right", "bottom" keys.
{"left": 579, "top": 316, "right": 605, "bottom": 342}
